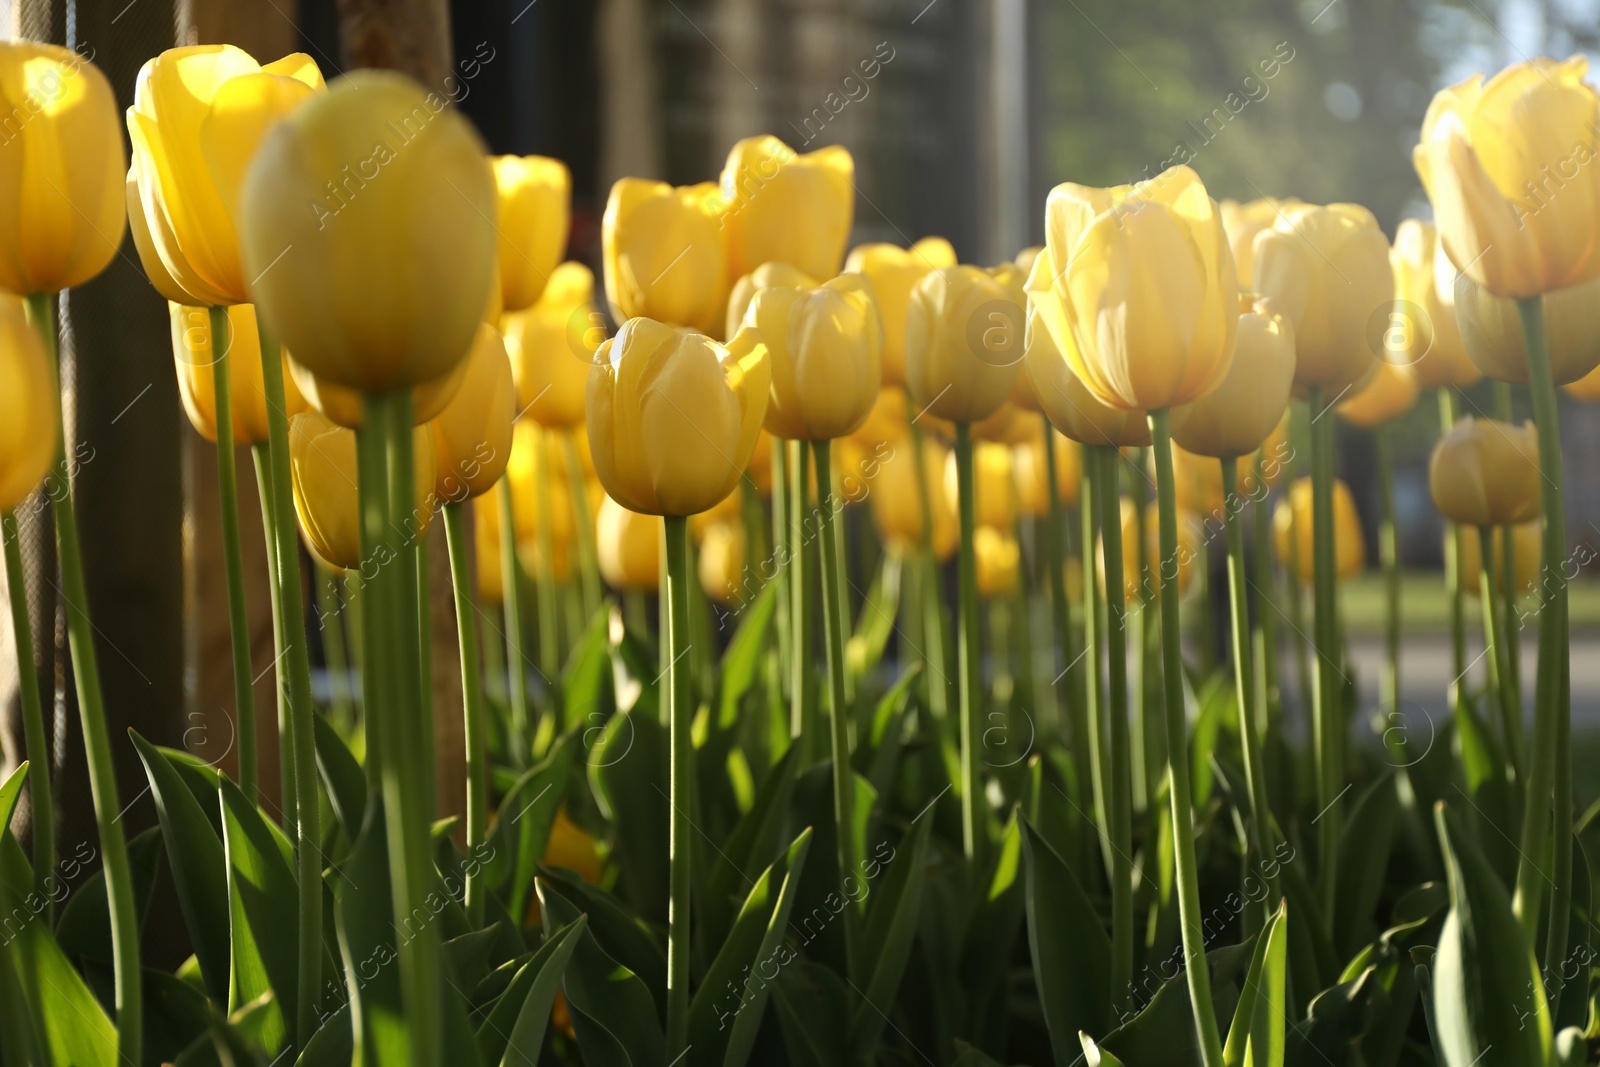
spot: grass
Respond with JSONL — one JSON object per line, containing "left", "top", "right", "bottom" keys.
{"left": 1335, "top": 570, "right": 1600, "bottom": 634}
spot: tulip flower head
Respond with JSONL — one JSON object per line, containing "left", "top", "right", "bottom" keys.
{"left": 845, "top": 237, "right": 957, "bottom": 385}
{"left": 1337, "top": 358, "right": 1418, "bottom": 430}
{"left": 587, "top": 317, "right": 771, "bottom": 516}
{"left": 948, "top": 441, "right": 1018, "bottom": 531}
{"left": 239, "top": 70, "right": 497, "bottom": 392}
{"left": 975, "top": 526, "right": 1021, "bottom": 597}
{"left": 431, "top": 324, "right": 516, "bottom": 502}
{"left": 595, "top": 494, "right": 663, "bottom": 593}
{"left": 1101, "top": 497, "right": 1200, "bottom": 602}
{"left": 1171, "top": 294, "right": 1295, "bottom": 458}
{"left": 1389, "top": 219, "right": 1481, "bottom": 389}
{"left": 1459, "top": 521, "right": 1541, "bottom": 598}
{"left": 288, "top": 348, "right": 469, "bottom": 430}
{"left": 698, "top": 520, "right": 747, "bottom": 606}
{"left": 491, "top": 154, "right": 570, "bottom": 312}
{"left": 720, "top": 135, "right": 854, "bottom": 282}
{"left": 1013, "top": 427, "right": 1081, "bottom": 512}
{"left": 1428, "top": 416, "right": 1541, "bottom": 527}
{"left": 603, "top": 178, "right": 728, "bottom": 333}
{"left": 1253, "top": 202, "right": 1393, "bottom": 395}
{"left": 473, "top": 490, "right": 506, "bottom": 603}
{"left": 0, "top": 295, "right": 57, "bottom": 511}
{"left": 170, "top": 302, "right": 308, "bottom": 443}
{"left": 1415, "top": 56, "right": 1600, "bottom": 299}
{"left": 1036, "top": 165, "right": 1238, "bottom": 412}
{"left": 905, "top": 265, "right": 1025, "bottom": 424}
{"left": 1273, "top": 477, "right": 1365, "bottom": 584}
{"left": 725, "top": 262, "right": 819, "bottom": 341}
{"left": 0, "top": 43, "right": 126, "bottom": 296}
{"left": 1454, "top": 271, "right": 1600, "bottom": 386}
{"left": 504, "top": 261, "right": 606, "bottom": 430}
{"left": 1219, "top": 197, "right": 1301, "bottom": 289}
{"left": 871, "top": 435, "right": 957, "bottom": 560}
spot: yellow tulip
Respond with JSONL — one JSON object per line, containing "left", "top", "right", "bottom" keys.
{"left": 1564, "top": 361, "right": 1600, "bottom": 401}
{"left": 845, "top": 237, "right": 957, "bottom": 386}
{"left": 1337, "top": 358, "right": 1418, "bottom": 430}
{"left": 698, "top": 520, "right": 747, "bottom": 606}
{"left": 0, "top": 295, "right": 57, "bottom": 511}
{"left": 504, "top": 421, "right": 588, "bottom": 582}
{"left": 725, "top": 262, "right": 818, "bottom": 341}
{"left": 129, "top": 46, "right": 322, "bottom": 307}
{"left": 1219, "top": 197, "right": 1301, "bottom": 289}
{"left": 504, "top": 261, "right": 605, "bottom": 430}
{"left": 721, "top": 135, "right": 853, "bottom": 281}
{"left": 970, "top": 402, "right": 1035, "bottom": 445}
{"left": 1101, "top": 498, "right": 1200, "bottom": 602}
{"left": 1039, "top": 166, "right": 1238, "bottom": 412}
{"left": 491, "top": 155, "right": 570, "bottom": 312}
{"left": 1453, "top": 271, "right": 1600, "bottom": 386}
{"left": 1414, "top": 56, "right": 1600, "bottom": 299}
{"left": 905, "top": 265, "right": 1023, "bottom": 424}
{"left": 239, "top": 70, "right": 497, "bottom": 391}
{"left": 587, "top": 317, "right": 771, "bottom": 516}
{"left": 871, "top": 436, "right": 957, "bottom": 561}
{"left": 1254, "top": 203, "right": 1392, "bottom": 394}
{"left": 1013, "top": 245, "right": 1043, "bottom": 274}
{"left": 975, "top": 526, "right": 1020, "bottom": 597}
{"left": 473, "top": 490, "right": 505, "bottom": 603}
{"left": 0, "top": 43, "right": 126, "bottom": 296}
{"left": 603, "top": 178, "right": 728, "bottom": 333}
{"left": 1171, "top": 294, "right": 1295, "bottom": 458}
{"left": 1013, "top": 427, "right": 1081, "bottom": 512}
{"left": 1459, "top": 521, "right": 1541, "bottom": 599}
{"left": 1149, "top": 442, "right": 1269, "bottom": 519}
{"left": 1389, "top": 219, "right": 1481, "bottom": 390}
{"left": 948, "top": 441, "right": 1017, "bottom": 531}
{"left": 431, "top": 324, "right": 515, "bottom": 502}
{"left": 171, "top": 302, "right": 308, "bottom": 443}
{"left": 1428, "top": 416, "right": 1541, "bottom": 527}
{"left": 689, "top": 482, "right": 742, "bottom": 540}
{"left": 1273, "top": 477, "right": 1365, "bottom": 584}
{"left": 288, "top": 349, "right": 469, "bottom": 429}
{"left": 1255, "top": 413, "right": 1293, "bottom": 490}
{"left": 595, "top": 494, "right": 662, "bottom": 593}
{"left": 288, "top": 410, "right": 436, "bottom": 571}
{"left": 739, "top": 274, "right": 883, "bottom": 440}
{"left": 128, "top": 169, "right": 199, "bottom": 304}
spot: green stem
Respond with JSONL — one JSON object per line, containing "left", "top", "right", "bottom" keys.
{"left": 1251, "top": 450, "right": 1278, "bottom": 735}
{"left": 663, "top": 514, "right": 694, "bottom": 1055}
{"left": 813, "top": 440, "right": 861, "bottom": 975}
{"left": 1308, "top": 388, "right": 1342, "bottom": 923}
{"left": 255, "top": 318, "right": 322, "bottom": 1047}
{"left": 252, "top": 443, "right": 295, "bottom": 825}
{"left": 416, "top": 537, "right": 432, "bottom": 741}
{"left": 532, "top": 430, "right": 560, "bottom": 681}
{"left": 1439, "top": 388, "right": 1467, "bottom": 715}
{"left": 1496, "top": 383, "right": 1523, "bottom": 698}
{"left": 209, "top": 308, "right": 257, "bottom": 804}
{"left": 1042, "top": 416, "right": 1078, "bottom": 763}
{"left": 1221, "top": 459, "right": 1278, "bottom": 913}
{"left": 443, "top": 501, "right": 488, "bottom": 924}
{"left": 355, "top": 426, "right": 387, "bottom": 789}
{"left": 1478, "top": 526, "right": 1523, "bottom": 783}
{"left": 563, "top": 431, "right": 602, "bottom": 622}
{"left": 1512, "top": 295, "right": 1570, "bottom": 952}
{"left": 496, "top": 478, "right": 530, "bottom": 759}
{"left": 3, "top": 510, "right": 51, "bottom": 907}
{"left": 1545, "top": 615, "right": 1572, "bottom": 1008}
{"left": 954, "top": 422, "right": 984, "bottom": 862}
{"left": 25, "top": 292, "right": 140, "bottom": 1063}
{"left": 1082, "top": 447, "right": 1109, "bottom": 878}
{"left": 772, "top": 440, "right": 791, "bottom": 701}
{"left": 1097, "top": 447, "right": 1134, "bottom": 1023}
{"left": 315, "top": 566, "right": 354, "bottom": 728}
{"left": 907, "top": 421, "right": 950, "bottom": 725}
{"left": 1148, "top": 408, "right": 1224, "bottom": 1067}
{"left": 1376, "top": 426, "right": 1400, "bottom": 722}
{"left": 789, "top": 440, "right": 815, "bottom": 756}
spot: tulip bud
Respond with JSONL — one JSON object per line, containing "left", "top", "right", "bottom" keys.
{"left": 1454, "top": 271, "right": 1600, "bottom": 386}
{"left": 1273, "top": 477, "right": 1365, "bottom": 584}
{"left": 698, "top": 520, "right": 746, "bottom": 606}
{"left": 0, "top": 43, "right": 127, "bottom": 297}
{"left": 595, "top": 494, "right": 662, "bottom": 593}
{"left": 587, "top": 317, "right": 771, "bottom": 516}
{"left": 1101, "top": 497, "right": 1200, "bottom": 602}
{"left": 721, "top": 135, "right": 854, "bottom": 281}
{"left": 602, "top": 178, "right": 728, "bottom": 333}
{"left": 1172, "top": 295, "right": 1295, "bottom": 458}
{"left": 288, "top": 410, "right": 436, "bottom": 570}
{"left": 288, "top": 349, "right": 469, "bottom": 429}
{"left": 0, "top": 296, "right": 58, "bottom": 511}
{"left": 1414, "top": 57, "right": 1600, "bottom": 299}
{"left": 845, "top": 238, "right": 957, "bottom": 386}
{"left": 504, "top": 262, "right": 605, "bottom": 430}
{"left": 726, "top": 262, "right": 819, "bottom": 341}
{"left": 741, "top": 274, "right": 883, "bottom": 440}
{"left": 491, "top": 155, "right": 570, "bottom": 312}
{"left": 871, "top": 436, "right": 957, "bottom": 560}
{"left": 1429, "top": 416, "right": 1541, "bottom": 527}
{"left": 431, "top": 324, "right": 515, "bottom": 502}
{"left": 1219, "top": 197, "right": 1302, "bottom": 289}
{"left": 240, "top": 70, "right": 497, "bottom": 392}
{"left": 1254, "top": 203, "right": 1392, "bottom": 395}
{"left": 1336, "top": 358, "right": 1418, "bottom": 430}
{"left": 975, "top": 527, "right": 1021, "bottom": 597}
{"left": 1389, "top": 219, "right": 1480, "bottom": 390}
{"left": 947, "top": 441, "right": 1017, "bottom": 531}
{"left": 905, "top": 265, "right": 1024, "bottom": 424}
{"left": 1040, "top": 166, "right": 1239, "bottom": 412}
{"left": 1459, "top": 521, "right": 1541, "bottom": 599}
{"left": 171, "top": 302, "right": 308, "bottom": 443}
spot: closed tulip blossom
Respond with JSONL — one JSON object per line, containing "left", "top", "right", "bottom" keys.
{"left": 504, "top": 262, "right": 605, "bottom": 430}
{"left": 905, "top": 265, "right": 1024, "bottom": 424}
{"left": 1454, "top": 271, "right": 1600, "bottom": 386}
{"left": 1273, "top": 478, "right": 1365, "bottom": 583}
{"left": 870, "top": 436, "right": 957, "bottom": 560}
{"left": 288, "top": 348, "right": 469, "bottom": 429}
{"left": 698, "top": 520, "right": 746, "bottom": 606}
{"left": 947, "top": 441, "right": 1017, "bottom": 531}
{"left": 1172, "top": 295, "right": 1295, "bottom": 458}
{"left": 1429, "top": 416, "right": 1541, "bottom": 527}
{"left": 431, "top": 324, "right": 516, "bottom": 502}
{"left": 1219, "top": 197, "right": 1301, "bottom": 289}
{"left": 0, "top": 43, "right": 126, "bottom": 296}
{"left": 740, "top": 274, "right": 883, "bottom": 440}
{"left": 595, "top": 494, "right": 662, "bottom": 592}
{"left": 1390, "top": 220, "right": 1480, "bottom": 390}
{"left": 1415, "top": 56, "right": 1600, "bottom": 299}
{"left": 170, "top": 302, "right": 307, "bottom": 442}
{"left": 587, "top": 317, "right": 771, "bottom": 516}
{"left": 974, "top": 527, "right": 1021, "bottom": 597}
{"left": 1013, "top": 429, "right": 1081, "bottom": 513}
{"left": 129, "top": 46, "right": 323, "bottom": 307}
{"left": 240, "top": 71, "right": 497, "bottom": 391}
{"left": 1253, "top": 203, "right": 1393, "bottom": 395}
{"left": 845, "top": 237, "right": 957, "bottom": 385}
{"left": 603, "top": 178, "right": 728, "bottom": 333}
{"left": 491, "top": 154, "right": 570, "bottom": 312}
{"left": 725, "top": 262, "right": 819, "bottom": 339}
{"left": 1337, "top": 358, "right": 1419, "bottom": 430}
{"left": 0, "top": 296, "right": 57, "bottom": 511}
{"left": 721, "top": 135, "right": 854, "bottom": 281}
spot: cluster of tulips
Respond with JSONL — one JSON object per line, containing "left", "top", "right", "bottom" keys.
{"left": 4, "top": 28, "right": 1600, "bottom": 1067}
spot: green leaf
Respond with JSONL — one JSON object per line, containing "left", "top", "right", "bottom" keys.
{"left": 0, "top": 761, "right": 26, "bottom": 830}
{"left": 1021, "top": 816, "right": 1112, "bottom": 1065}
{"left": 1191, "top": 674, "right": 1231, "bottom": 807}
{"left": 537, "top": 866, "right": 666, "bottom": 1017}
{"left": 487, "top": 731, "right": 574, "bottom": 922}
{"left": 702, "top": 746, "right": 800, "bottom": 949}
{"left": 689, "top": 827, "right": 813, "bottom": 1067}
{"left": 333, "top": 797, "right": 409, "bottom": 1064}
{"left": 960, "top": 808, "right": 1027, "bottom": 1034}
{"left": 718, "top": 579, "right": 779, "bottom": 731}
{"left": 772, "top": 961, "right": 855, "bottom": 1067}
{"left": 850, "top": 811, "right": 935, "bottom": 1055}
{"left": 1223, "top": 901, "right": 1288, "bottom": 1067}
{"left": 1431, "top": 802, "right": 1552, "bottom": 1067}
{"left": 859, "top": 666, "right": 919, "bottom": 799}
{"left": 1079, "top": 1033, "right": 1128, "bottom": 1067}
{"left": 220, "top": 772, "right": 298, "bottom": 1052}
{"left": 587, "top": 702, "right": 669, "bottom": 922}
{"left": 474, "top": 915, "right": 585, "bottom": 1065}
{"left": 313, "top": 712, "right": 367, "bottom": 841}
{"left": 561, "top": 601, "right": 614, "bottom": 733}
{"left": 849, "top": 549, "right": 903, "bottom": 684}
{"left": 1334, "top": 774, "right": 1399, "bottom": 960}
{"left": 295, "top": 1001, "right": 353, "bottom": 1066}
{"left": 53, "top": 825, "right": 163, "bottom": 967}
{"left": 130, "top": 730, "right": 232, "bottom": 1005}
